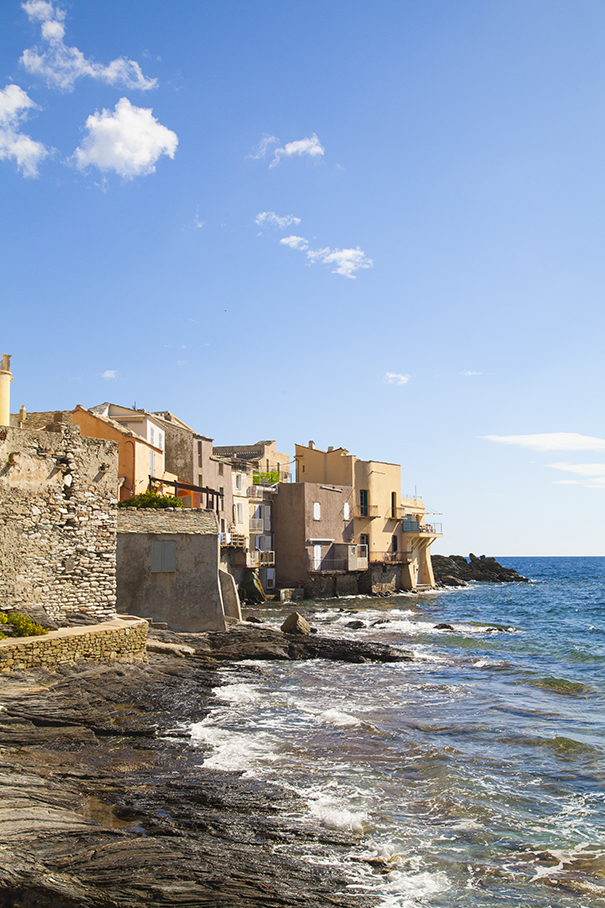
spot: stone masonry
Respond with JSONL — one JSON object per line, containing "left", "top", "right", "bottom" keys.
{"left": 0, "top": 421, "right": 119, "bottom": 625}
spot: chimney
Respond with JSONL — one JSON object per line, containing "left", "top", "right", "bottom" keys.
{"left": 308, "top": 440, "right": 315, "bottom": 449}
{"left": 327, "top": 446, "right": 334, "bottom": 452}
{"left": 0, "top": 354, "right": 12, "bottom": 427}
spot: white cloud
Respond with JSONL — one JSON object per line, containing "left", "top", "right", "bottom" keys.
{"left": 73, "top": 98, "right": 177, "bottom": 178}
{"left": 248, "top": 134, "right": 279, "bottom": 160}
{"left": 306, "top": 245, "right": 373, "bottom": 278}
{"left": 255, "top": 211, "right": 301, "bottom": 229}
{"left": 20, "top": 1, "right": 156, "bottom": 92}
{"left": 461, "top": 370, "right": 482, "bottom": 376}
{"left": 280, "top": 235, "right": 309, "bottom": 251}
{"left": 102, "top": 369, "right": 117, "bottom": 380}
{"left": 270, "top": 133, "right": 324, "bottom": 168}
{"left": 278, "top": 233, "right": 372, "bottom": 278}
{"left": 483, "top": 433, "right": 605, "bottom": 453}
{"left": 385, "top": 373, "right": 411, "bottom": 386}
{"left": 0, "top": 83, "right": 49, "bottom": 177}
{"left": 549, "top": 462, "right": 605, "bottom": 476}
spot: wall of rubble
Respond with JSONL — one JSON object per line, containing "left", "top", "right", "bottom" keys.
{"left": 0, "top": 423, "right": 118, "bottom": 624}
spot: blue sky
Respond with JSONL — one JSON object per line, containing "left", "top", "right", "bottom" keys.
{"left": 2, "top": 0, "right": 605, "bottom": 555}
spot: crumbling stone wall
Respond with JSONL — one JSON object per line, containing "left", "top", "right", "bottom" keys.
{"left": 0, "top": 423, "right": 118, "bottom": 624}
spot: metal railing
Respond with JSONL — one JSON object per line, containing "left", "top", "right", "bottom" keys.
{"left": 248, "top": 518, "right": 264, "bottom": 532}
{"left": 308, "top": 556, "right": 349, "bottom": 573}
{"left": 401, "top": 520, "right": 443, "bottom": 535}
{"left": 353, "top": 504, "right": 379, "bottom": 519}
{"left": 369, "top": 551, "right": 411, "bottom": 564}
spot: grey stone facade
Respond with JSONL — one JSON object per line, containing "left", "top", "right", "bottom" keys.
{"left": 0, "top": 424, "right": 118, "bottom": 624}
{"left": 116, "top": 508, "right": 227, "bottom": 632}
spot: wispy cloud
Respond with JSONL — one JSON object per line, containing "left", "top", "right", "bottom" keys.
{"left": 385, "top": 373, "right": 411, "bottom": 385}
{"left": 280, "top": 235, "right": 309, "bottom": 251}
{"left": 250, "top": 132, "right": 325, "bottom": 167}
{"left": 20, "top": 0, "right": 156, "bottom": 92}
{"left": 0, "top": 83, "right": 49, "bottom": 177}
{"left": 72, "top": 98, "right": 177, "bottom": 178}
{"left": 256, "top": 211, "right": 301, "bottom": 229}
{"left": 461, "top": 370, "right": 482, "bottom": 376}
{"left": 278, "top": 233, "right": 372, "bottom": 278}
{"left": 270, "top": 133, "right": 324, "bottom": 168}
{"left": 193, "top": 206, "right": 205, "bottom": 228}
{"left": 550, "top": 463, "right": 605, "bottom": 489}
{"left": 248, "top": 134, "right": 279, "bottom": 160}
{"left": 483, "top": 433, "right": 605, "bottom": 453}
{"left": 102, "top": 369, "right": 117, "bottom": 380}
{"left": 306, "top": 245, "right": 372, "bottom": 278}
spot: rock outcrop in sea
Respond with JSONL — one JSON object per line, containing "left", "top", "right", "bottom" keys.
{"left": 432, "top": 553, "right": 529, "bottom": 586}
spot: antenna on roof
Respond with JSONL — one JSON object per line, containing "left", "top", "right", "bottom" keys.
{"left": 133, "top": 402, "right": 136, "bottom": 410}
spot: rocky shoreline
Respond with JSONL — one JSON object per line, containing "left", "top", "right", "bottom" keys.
{"left": 432, "top": 553, "right": 529, "bottom": 586}
{"left": 0, "top": 625, "right": 411, "bottom": 908}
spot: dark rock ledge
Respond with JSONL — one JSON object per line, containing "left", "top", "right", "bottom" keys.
{"left": 432, "top": 553, "right": 529, "bottom": 586}
{"left": 0, "top": 625, "right": 409, "bottom": 907}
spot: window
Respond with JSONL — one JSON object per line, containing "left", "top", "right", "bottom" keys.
{"left": 313, "top": 501, "right": 321, "bottom": 520}
{"left": 391, "top": 534, "right": 398, "bottom": 552}
{"left": 218, "top": 462, "right": 224, "bottom": 476}
{"left": 313, "top": 545, "right": 322, "bottom": 570}
{"left": 360, "top": 534, "right": 369, "bottom": 549}
{"left": 197, "top": 440, "right": 203, "bottom": 467}
{"left": 158, "top": 431, "right": 164, "bottom": 451}
{"left": 150, "top": 426, "right": 155, "bottom": 446}
{"left": 344, "top": 502, "right": 350, "bottom": 520}
{"left": 235, "top": 473, "right": 242, "bottom": 491}
{"left": 150, "top": 540, "right": 176, "bottom": 573}
{"left": 391, "top": 492, "right": 397, "bottom": 519}
{"left": 235, "top": 502, "right": 244, "bottom": 525}
{"left": 219, "top": 486, "right": 224, "bottom": 512}
{"left": 149, "top": 449, "right": 155, "bottom": 476}
{"left": 359, "top": 489, "right": 369, "bottom": 517}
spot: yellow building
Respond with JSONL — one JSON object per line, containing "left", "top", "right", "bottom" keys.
{"left": 295, "top": 441, "right": 442, "bottom": 591}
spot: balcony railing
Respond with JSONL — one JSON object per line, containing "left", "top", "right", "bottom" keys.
{"left": 247, "top": 550, "right": 275, "bottom": 567}
{"left": 369, "top": 551, "right": 411, "bottom": 564}
{"left": 248, "top": 518, "right": 264, "bottom": 533}
{"left": 247, "top": 485, "right": 277, "bottom": 498}
{"left": 306, "top": 545, "right": 369, "bottom": 573}
{"left": 221, "top": 532, "right": 246, "bottom": 547}
{"left": 401, "top": 520, "right": 443, "bottom": 535}
{"left": 353, "top": 504, "right": 379, "bottom": 519}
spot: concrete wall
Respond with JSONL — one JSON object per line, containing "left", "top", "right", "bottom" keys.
{"left": 116, "top": 509, "right": 226, "bottom": 632}
{"left": 295, "top": 443, "right": 355, "bottom": 485}
{"left": 0, "top": 425, "right": 118, "bottom": 624}
{"left": 0, "top": 617, "right": 148, "bottom": 673}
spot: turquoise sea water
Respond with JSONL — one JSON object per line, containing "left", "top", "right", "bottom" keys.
{"left": 191, "top": 558, "right": 605, "bottom": 907}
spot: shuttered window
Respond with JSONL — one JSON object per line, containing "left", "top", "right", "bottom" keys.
{"left": 150, "top": 540, "right": 176, "bottom": 573}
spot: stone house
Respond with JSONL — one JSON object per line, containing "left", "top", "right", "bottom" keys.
{"left": 0, "top": 419, "right": 119, "bottom": 625}
{"left": 116, "top": 508, "right": 239, "bottom": 632}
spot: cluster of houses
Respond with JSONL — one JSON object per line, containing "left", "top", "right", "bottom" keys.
{"left": 0, "top": 355, "right": 443, "bottom": 633}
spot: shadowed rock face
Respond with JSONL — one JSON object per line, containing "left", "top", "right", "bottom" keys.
{"left": 432, "top": 554, "right": 530, "bottom": 586}
{"left": 0, "top": 626, "right": 408, "bottom": 907}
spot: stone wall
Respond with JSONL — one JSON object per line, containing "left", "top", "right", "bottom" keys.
{"left": 0, "top": 617, "right": 148, "bottom": 673}
{"left": 0, "top": 424, "right": 118, "bottom": 624}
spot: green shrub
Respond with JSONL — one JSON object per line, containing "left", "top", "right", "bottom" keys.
{"left": 0, "top": 611, "right": 48, "bottom": 638}
{"left": 118, "top": 489, "right": 184, "bottom": 509}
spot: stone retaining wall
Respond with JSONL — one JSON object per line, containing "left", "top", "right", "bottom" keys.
{"left": 0, "top": 617, "right": 148, "bottom": 673}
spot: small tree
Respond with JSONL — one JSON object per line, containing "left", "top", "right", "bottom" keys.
{"left": 118, "top": 489, "right": 184, "bottom": 509}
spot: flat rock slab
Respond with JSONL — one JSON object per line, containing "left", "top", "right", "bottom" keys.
{"left": 0, "top": 654, "right": 378, "bottom": 908}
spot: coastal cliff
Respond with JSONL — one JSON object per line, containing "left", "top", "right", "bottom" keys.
{"left": 432, "top": 553, "right": 529, "bottom": 586}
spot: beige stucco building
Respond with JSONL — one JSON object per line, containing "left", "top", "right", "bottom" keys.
{"left": 294, "top": 441, "right": 442, "bottom": 592}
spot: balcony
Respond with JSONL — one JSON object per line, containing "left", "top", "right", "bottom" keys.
{"left": 247, "top": 550, "right": 275, "bottom": 567}
{"left": 401, "top": 520, "right": 443, "bottom": 535}
{"left": 249, "top": 518, "right": 264, "bottom": 533}
{"left": 369, "top": 551, "right": 411, "bottom": 564}
{"left": 247, "top": 485, "right": 276, "bottom": 499}
{"left": 352, "top": 504, "right": 379, "bottom": 519}
{"left": 221, "top": 532, "right": 246, "bottom": 547}
{"left": 307, "top": 544, "right": 368, "bottom": 573}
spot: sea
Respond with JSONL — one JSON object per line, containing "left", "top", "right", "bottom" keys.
{"left": 190, "top": 557, "right": 605, "bottom": 907}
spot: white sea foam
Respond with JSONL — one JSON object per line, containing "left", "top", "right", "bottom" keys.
{"left": 308, "top": 795, "right": 368, "bottom": 833}
{"left": 189, "top": 722, "right": 278, "bottom": 774}
{"left": 315, "top": 708, "right": 363, "bottom": 727}
{"left": 212, "top": 682, "right": 261, "bottom": 705}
